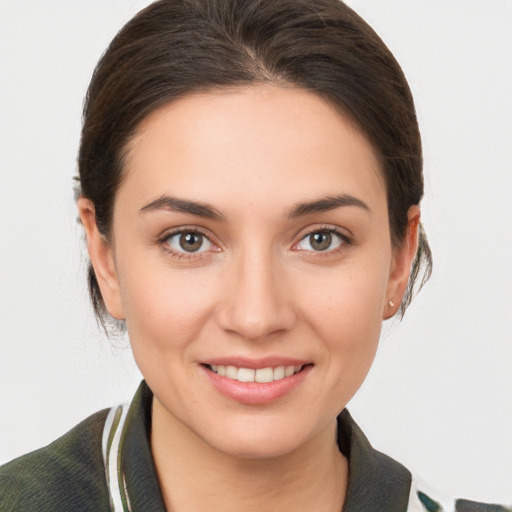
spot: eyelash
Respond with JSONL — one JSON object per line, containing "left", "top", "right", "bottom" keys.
{"left": 157, "top": 228, "right": 219, "bottom": 260}
{"left": 293, "top": 225, "right": 351, "bottom": 256}
{"left": 157, "top": 225, "right": 351, "bottom": 260}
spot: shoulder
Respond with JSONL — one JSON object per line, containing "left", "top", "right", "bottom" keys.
{"left": 453, "top": 500, "right": 512, "bottom": 512}
{"left": 0, "top": 408, "right": 111, "bottom": 511}
{"left": 408, "top": 478, "right": 512, "bottom": 512}
{"left": 339, "top": 410, "right": 511, "bottom": 512}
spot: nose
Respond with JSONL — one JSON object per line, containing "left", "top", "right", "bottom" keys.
{"left": 216, "top": 249, "right": 297, "bottom": 341}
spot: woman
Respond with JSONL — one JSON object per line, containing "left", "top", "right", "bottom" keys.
{"left": 0, "top": 1, "right": 510, "bottom": 510}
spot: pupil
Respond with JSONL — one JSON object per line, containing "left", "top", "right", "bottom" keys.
{"left": 310, "top": 232, "right": 331, "bottom": 251}
{"left": 179, "top": 233, "right": 202, "bottom": 252}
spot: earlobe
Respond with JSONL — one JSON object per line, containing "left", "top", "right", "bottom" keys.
{"left": 384, "top": 206, "right": 421, "bottom": 319}
{"left": 77, "top": 197, "right": 125, "bottom": 320}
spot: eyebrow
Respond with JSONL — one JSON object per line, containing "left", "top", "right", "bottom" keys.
{"left": 287, "top": 194, "right": 370, "bottom": 218}
{"left": 139, "top": 195, "right": 226, "bottom": 221}
{"left": 140, "top": 193, "right": 369, "bottom": 221}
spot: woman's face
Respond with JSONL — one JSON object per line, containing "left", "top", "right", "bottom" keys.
{"left": 82, "top": 85, "right": 417, "bottom": 458}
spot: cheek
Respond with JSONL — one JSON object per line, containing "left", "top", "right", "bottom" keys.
{"left": 116, "top": 256, "right": 217, "bottom": 356}
{"left": 306, "top": 282, "right": 383, "bottom": 367}
{"left": 305, "top": 283, "right": 383, "bottom": 408}
{"left": 295, "top": 254, "right": 390, "bottom": 388}
{"left": 300, "top": 260, "right": 389, "bottom": 338}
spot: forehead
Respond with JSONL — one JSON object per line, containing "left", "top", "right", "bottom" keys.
{"left": 120, "top": 85, "right": 386, "bottom": 213}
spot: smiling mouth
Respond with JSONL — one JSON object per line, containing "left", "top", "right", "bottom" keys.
{"left": 204, "top": 364, "right": 308, "bottom": 383}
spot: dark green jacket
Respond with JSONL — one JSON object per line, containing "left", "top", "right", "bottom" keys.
{"left": 0, "top": 382, "right": 509, "bottom": 512}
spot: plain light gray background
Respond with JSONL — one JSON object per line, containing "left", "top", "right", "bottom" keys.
{"left": 0, "top": 0, "right": 511, "bottom": 503}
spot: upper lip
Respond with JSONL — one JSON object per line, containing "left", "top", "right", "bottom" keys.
{"left": 200, "top": 356, "right": 311, "bottom": 369}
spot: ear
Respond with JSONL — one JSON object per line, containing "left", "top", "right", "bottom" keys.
{"left": 384, "top": 205, "right": 421, "bottom": 319}
{"left": 77, "top": 197, "right": 125, "bottom": 320}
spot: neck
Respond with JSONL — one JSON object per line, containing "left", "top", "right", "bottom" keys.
{"left": 150, "top": 399, "right": 348, "bottom": 512}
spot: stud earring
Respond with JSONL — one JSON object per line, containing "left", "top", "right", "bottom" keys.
{"left": 388, "top": 300, "right": 396, "bottom": 309}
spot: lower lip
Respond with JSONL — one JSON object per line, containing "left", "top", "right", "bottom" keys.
{"left": 202, "top": 365, "right": 312, "bottom": 405}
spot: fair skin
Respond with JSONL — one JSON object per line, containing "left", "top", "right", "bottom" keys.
{"left": 79, "top": 85, "right": 419, "bottom": 512}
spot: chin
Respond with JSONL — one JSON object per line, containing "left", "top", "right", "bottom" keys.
{"left": 208, "top": 432, "right": 308, "bottom": 460}
{"left": 195, "top": 413, "right": 321, "bottom": 460}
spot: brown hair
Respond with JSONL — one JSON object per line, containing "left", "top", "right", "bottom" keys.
{"left": 78, "top": 0, "right": 432, "bottom": 329}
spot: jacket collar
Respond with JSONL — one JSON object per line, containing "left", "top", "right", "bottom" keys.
{"left": 337, "top": 409, "right": 411, "bottom": 511}
{"left": 121, "top": 381, "right": 167, "bottom": 511}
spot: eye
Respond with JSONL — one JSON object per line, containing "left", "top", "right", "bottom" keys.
{"left": 163, "top": 230, "right": 216, "bottom": 254}
{"left": 295, "top": 229, "right": 347, "bottom": 252}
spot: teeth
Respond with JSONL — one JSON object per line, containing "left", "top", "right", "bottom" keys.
{"left": 210, "top": 364, "right": 304, "bottom": 383}
{"left": 255, "top": 367, "right": 273, "bottom": 383}
{"left": 226, "top": 365, "right": 237, "bottom": 379}
{"left": 238, "top": 368, "right": 255, "bottom": 382}
{"left": 273, "top": 366, "right": 285, "bottom": 380}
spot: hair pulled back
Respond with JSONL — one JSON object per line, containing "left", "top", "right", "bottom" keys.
{"left": 78, "top": 0, "right": 432, "bottom": 329}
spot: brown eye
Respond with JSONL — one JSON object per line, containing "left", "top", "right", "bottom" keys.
{"left": 295, "top": 229, "right": 346, "bottom": 253}
{"left": 164, "top": 230, "right": 216, "bottom": 254}
{"left": 179, "top": 232, "right": 203, "bottom": 252}
{"left": 309, "top": 232, "right": 332, "bottom": 251}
